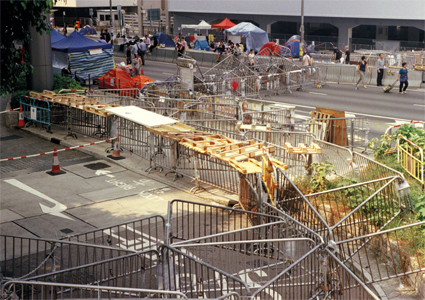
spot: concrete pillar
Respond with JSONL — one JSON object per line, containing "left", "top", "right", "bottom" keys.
{"left": 27, "top": 25, "right": 53, "bottom": 91}
{"left": 137, "top": 0, "right": 144, "bottom": 36}
{"left": 334, "top": 19, "right": 358, "bottom": 49}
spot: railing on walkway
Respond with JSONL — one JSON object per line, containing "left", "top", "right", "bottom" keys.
{"left": 20, "top": 95, "right": 51, "bottom": 131}
{"left": 63, "top": 215, "right": 165, "bottom": 251}
{"left": 0, "top": 235, "right": 135, "bottom": 280}
{"left": 1, "top": 280, "right": 188, "bottom": 299}
{"left": 397, "top": 134, "right": 424, "bottom": 186}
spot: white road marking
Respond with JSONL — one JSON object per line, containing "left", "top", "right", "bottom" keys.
{"left": 309, "top": 92, "right": 327, "bottom": 96}
{"left": 162, "top": 72, "right": 175, "bottom": 75}
{"left": 413, "top": 104, "right": 425, "bottom": 107}
{"left": 4, "top": 179, "right": 73, "bottom": 220}
{"left": 106, "top": 174, "right": 115, "bottom": 178}
{"left": 95, "top": 170, "right": 111, "bottom": 176}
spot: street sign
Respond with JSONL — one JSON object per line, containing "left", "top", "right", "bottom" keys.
{"left": 89, "top": 8, "right": 93, "bottom": 16}
{"left": 147, "top": 8, "right": 160, "bottom": 21}
{"left": 63, "top": 11, "right": 66, "bottom": 16}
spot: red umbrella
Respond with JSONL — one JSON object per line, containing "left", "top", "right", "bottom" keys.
{"left": 231, "top": 81, "right": 239, "bottom": 92}
{"left": 211, "top": 18, "right": 236, "bottom": 29}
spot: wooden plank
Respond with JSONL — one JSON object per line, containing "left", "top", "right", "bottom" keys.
{"left": 316, "top": 107, "right": 347, "bottom": 146}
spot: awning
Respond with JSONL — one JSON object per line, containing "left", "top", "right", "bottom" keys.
{"left": 211, "top": 18, "right": 236, "bottom": 29}
{"left": 181, "top": 20, "right": 211, "bottom": 30}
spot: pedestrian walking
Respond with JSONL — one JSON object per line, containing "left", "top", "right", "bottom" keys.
{"left": 376, "top": 53, "right": 385, "bottom": 86}
{"left": 125, "top": 44, "right": 132, "bottom": 65}
{"left": 344, "top": 46, "right": 350, "bottom": 64}
{"left": 397, "top": 62, "right": 408, "bottom": 94}
{"left": 333, "top": 45, "right": 343, "bottom": 63}
{"left": 355, "top": 56, "right": 369, "bottom": 89}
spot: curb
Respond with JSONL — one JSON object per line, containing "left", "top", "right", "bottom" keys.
{"left": 19, "top": 127, "right": 236, "bottom": 207}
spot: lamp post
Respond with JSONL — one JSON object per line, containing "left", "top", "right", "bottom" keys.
{"left": 300, "top": 0, "right": 305, "bottom": 60}
{"left": 109, "top": 0, "right": 113, "bottom": 28}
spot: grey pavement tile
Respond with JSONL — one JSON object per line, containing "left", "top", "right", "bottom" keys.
{"left": 0, "top": 209, "right": 24, "bottom": 223}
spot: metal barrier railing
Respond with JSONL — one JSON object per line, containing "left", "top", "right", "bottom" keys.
{"left": 24, "top": 250, "right": 158, "bottom": 291}
{"left": 159, "top": 244, "right": 252, "bottom": 298}
{"left": 20, "top": 96, "right": 51, "bottom": 131}
{"left": 310, "top": 117, "right": 370, "bottom": 152}
{"left": 0, "top": 234, "right": 135, "bottom": 280}
{"left": 1, "top": 280, "right": 188, "bottom": 299}
{"left": 63, "top": 215, "right": 165, "bottom": 251}
{"left": 397, "top": 134, "right": 424, "bottom": 185}
{"left": 166, "top": 200, "right": 283, "bottom": 245}
{"left": 335, "top": 220, "right": 425, "bottom": 284}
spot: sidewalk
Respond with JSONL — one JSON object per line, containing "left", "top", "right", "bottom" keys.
{"left": 20, "top": 124, "right": 239, "bottom": 207}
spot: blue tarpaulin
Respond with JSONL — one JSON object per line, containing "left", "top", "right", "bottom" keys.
{"left": 79, "top": 25, "right": 97, "bottom": 35}
{"left": 50, "top": 29, "right": 66, "bottom": 44}
{"left": 153, "top": 32, "right": 175, "bottom": 47}
{"left": 194, "top": 40, "right": 209, "bottom": 50}
{"left": 283, "top": 40, "right": 309, "bottom": 58}
{"left": 52, "top": 31, "right": 112, "bottom": 53}
{"left": 225, "top": 22, "right": 269, "bottom": 52}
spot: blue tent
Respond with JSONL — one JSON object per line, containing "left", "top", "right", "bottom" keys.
{"left": 153, "top": 32, "right": 175, "bottom": 47}
{"left": 52, "top": 31, "right": 112, "bottom": 53}
{"left": 79, "top": 25, "right": 97, "bottom": 35}
{"left": 50, "top": 29, "right": 66, "bottom": 43}
{"left": 225, "top": 22, "right": 269, "bottom": 52}
{"left": 283, "top": 40, "right": 309, "bottom": 58}
{"left": 194, "top": 40, "right": 209, "bottom": 50}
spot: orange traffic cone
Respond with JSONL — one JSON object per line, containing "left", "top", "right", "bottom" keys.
{"left": 47, "top": 147, "right": 66, "bottom": 175}
{"left": 108, "top": 134, "right": 125, "bottom": 160}
{"left": 16, "top": 105, "right": 26, "bottom": 128}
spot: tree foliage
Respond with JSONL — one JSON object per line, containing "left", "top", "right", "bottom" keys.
{"left": 1, "top": 0, "right": 54, "bottom": 96}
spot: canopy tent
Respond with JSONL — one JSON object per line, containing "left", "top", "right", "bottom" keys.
{"left": 51, "top": 31, "right": 114, "bottom": 81}
{"left": 50, "top": 29, "right": 66, "bottom": 44}
{"left": 52, "top": 31, "right": 112, "bottom": 53}
{"left": 79, "top": 25, "right": 97, "bottom": 35}
{"left": 225, "top": 22, "right": 269, "bottom": 52}
{"left": 181, "top": 20, "right": 211, "bottom": 30}
{"left": 153, "top": 32, "right": 175, "bottom": 47}
{"left": 211, "top": 18, "right": 236, "bottom": 29}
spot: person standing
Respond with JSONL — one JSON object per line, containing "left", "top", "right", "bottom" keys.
{"left": 216, "top": 40, "right": 225, "bottom": 62}
{"left": 125, "top": 44, "right": 132, "bottom": 65}
{"left": 125, "top": 23, "right": 131, "bottom": 37}
{"left": 134, "top": 53, "right": 142, "bottom": 75}
{"left": 376, "top": 53, "right": 385, "bottom": 86}
{"left": 131, "top": 42, "right": 138, "bottom": 60}
{"left": 356, "top": 56, "right": 369, "bottom": 89}
{"left": 138, "top": 40, "right": 146, "bottom": 65}
{"left": 63, "top": 26, "right": 67, "bottom": 36}
{"left": 248, "top": 49, "right": 256, "bottom": 67}
{"left": 144, "top": 35, "right": 150, "bottom": 48}
{"left": 105, "top": 29, "right": 111, "bottom": 43}
{"left": 344, "top": 46, "right": 350, "bottom": 64}
{"left": 397, "top": 62, "right": 408, "bottom": 94}
{"left": 333, "top": 45, "right": 342, "bottom": 63}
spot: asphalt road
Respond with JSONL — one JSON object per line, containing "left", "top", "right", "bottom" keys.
{"left": 116, "top": 56, "right": 425, "bottom": 139}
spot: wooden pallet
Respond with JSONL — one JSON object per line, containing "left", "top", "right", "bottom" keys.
{"left": 284, "top": 142, "right": 321, "bottom": 154}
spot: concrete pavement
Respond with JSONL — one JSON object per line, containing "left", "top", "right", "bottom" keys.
{"left": 0, "top": 123, "right": 238, "bottom": 240}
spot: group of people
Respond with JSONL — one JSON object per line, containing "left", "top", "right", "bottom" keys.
{"left": 332, "top": 45, "right": 408, "bottom": 94}
{"left": 125, "top": 35, "right": 157, "bottom": 76}
{"left": 355, "top": 53, "right": 409, "bottom": 94}
{"left": 100, "top": 29, "right": 111, "bottom": 43}
{"left": 213, "top": 40, "right": 246, "bottom": 62}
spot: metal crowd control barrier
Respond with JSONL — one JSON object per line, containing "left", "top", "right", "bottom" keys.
{"left": 1, "top": 280, "right": 188, "bottom": 299}
{"left": 0, "top": 234, "right": 135, "bottom": 280}
{"left": 310, "top": 117, "right": 370, "bottom": 152}
{"left": 20, "top": 95, "right": 51, "bottom": 132}
{"left": 24, "top": 250, "right": 159, "bottom": 291}
{"left": 63, "top": 215, "right": 165, "bottom": 251}
{"left": 397, "top": 134, "right": 424, "bottom": 186}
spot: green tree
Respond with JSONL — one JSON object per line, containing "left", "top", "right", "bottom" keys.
{"left": 1, "top": 0, "right": 54, "bottom": 96}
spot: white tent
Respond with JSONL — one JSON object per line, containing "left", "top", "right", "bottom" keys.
{"left": 181, "top": 20, "right": 211, "bottom": 30}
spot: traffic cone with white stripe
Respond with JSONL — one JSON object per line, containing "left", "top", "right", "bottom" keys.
{"left": 16, "top": 105, "right": 26, "bottom": 128}
{"left": 47, "top": 147, "right": 66, "bottom": 175}
{"left": 107, "top": 133, "right": 125, "bottom": 160}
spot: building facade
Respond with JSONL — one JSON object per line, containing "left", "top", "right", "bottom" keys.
{"left": 169, "top": 0, "right": 425, "bottom": 50}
